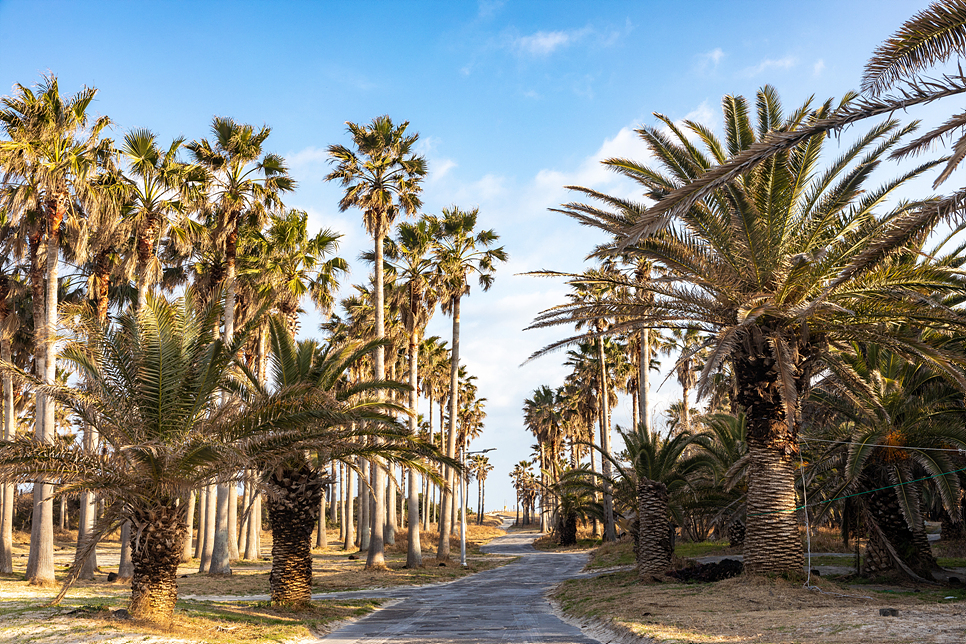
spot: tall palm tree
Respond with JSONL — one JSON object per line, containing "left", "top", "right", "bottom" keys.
{"left": 536, "top": 86, "right": 966, "bottom": 573}
{"left": 0, "top": 74, "right": 112, "bottom": 584}
{"left": 326, "top": 115, "right": 426, "bottom": 569}
{"left": 385, "top": 218, "right": 440, "bottom": 566}
{"left": 118, "top": 129, "right": 202, "bottom": 311}
{"left": 469, "top": 454, "right": 493, "bottom": 524}
{"left": 430, "top": 206, "right": 506, "bottom": 560}
{"left": 419, "top": 336, "right": 449, "bottom": 529}
{"left": 187, "top": 117, "right": 294, "bottom": 574}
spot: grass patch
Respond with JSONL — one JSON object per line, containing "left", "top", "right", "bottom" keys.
{"left": 553, "top": 565, "right": 965, "bottom": 644}
{"left": 587, "top": 539, "right": 634, "bottom": 569}
{"left": 937, "top": 556, "right": 966, "bottom": 568}
{"left": 674, "top": 540, "right": 734, "bottom": 558}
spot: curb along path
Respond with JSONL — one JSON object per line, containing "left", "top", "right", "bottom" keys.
{"left": 319, "top": 525, "right": 601, "bottom": 643}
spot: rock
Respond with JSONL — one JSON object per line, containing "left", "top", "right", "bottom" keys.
{"left": 439, "top": 562, "right": 447, "bottom": 567}
{"left": 668, "top": 558, "right": 743, "bottom": 583}
{"left": 347, "top": 554, "right": 358, "bottom": 560}
{"left": 810, "top": 569, "right": 821, "bottom": 576}
{"left": 106, "top": 572, "right": 118, "bottom": 582}
{"left": 879, "top": 608, "right": 899, "bottom": 617}
{"left": 112, "top": 609, "right": 130, "bottom": 620}
{"left": 948, "top": 577, "right": 961, "bottom": 585}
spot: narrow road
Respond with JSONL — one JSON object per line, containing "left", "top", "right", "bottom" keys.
{"left": 319, "top": 527, "right": 601, "bottom": 643}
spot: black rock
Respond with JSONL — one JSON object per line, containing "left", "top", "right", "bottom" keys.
{"left": 948, "top": 576, "right": 961, "bottom": 585}
{"left": 181, "top": 574, "right": 188, "bottom": 578}
{"left": 347, "top": 554, "right": 358, "bottom": 560}
{"left": 106, "top": 572, "right": 118, "bottom": 582}
{"left": 667, "top": 558, "right": 743, "bottom": 583}
{"left": 439, "top": 562, "right": 447, "bottom": 567}
{"left": 810, "top": 569, "right": 821, "bottom": 576}
{"left": 112, "top": 609, "right": 130, "bottom": 620}
{"left": 879, "top": 608, "right": 899, "bottom": 617}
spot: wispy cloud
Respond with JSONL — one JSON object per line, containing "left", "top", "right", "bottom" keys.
{"left": 741, "top": 55, "right": 798, "bottom": 77}
{"left": 515, "top": 29, "right": 580, "bottom": 56}
{"left": 477, "top": 0, "right": 505, "bottom": 19}
{"left": 813, "top": 59, "right": 826, "bottom": 76}
{"left": 696, "top": 47, "right": 725, "bottom": 72}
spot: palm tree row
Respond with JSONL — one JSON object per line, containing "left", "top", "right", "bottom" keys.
{"left": 527, "top": 0, "right": 966, "bottom": 581}
{"left": 0, "top": 77, "right": 505, "bottom": 617}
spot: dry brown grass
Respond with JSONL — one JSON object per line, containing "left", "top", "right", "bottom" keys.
{"left": 554, "top": 569, "right": 966, "bottom": 643}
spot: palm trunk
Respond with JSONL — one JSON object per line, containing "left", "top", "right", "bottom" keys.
{"left": 0, "top": 331, "right": 14, "bottom": 573}
{"left": 78, "top": 421, "right": 99, "bottom": 578}
{"left": 637, "top": 478, "right": 671, "bottom": 578}
{"left": 329, "top": 462, "right": 338, "bottom": 525}
{"left": 365, "top": 233, "right": 388, "bottom": 569}
{"left": 735, "top": 349, "right": 804, "bottom": 574}
{"left": 316, "top": 490, "right": 328, "bottom": 549}
{"left": 128, "top": 503, "right": 188, "bottom": 621}
{"left": 864, "top": 477, "right": 937, "bottom": 579}
{"left": 210, "top": 221, "right": 238, "bottom": 575}
{"left": 597, "top": 336, "right": 617, "bottom": 542}
{"left": 642, "top": 329, "right": 651, "bottom": 432}
{"left": 194, "top": 488, "right": 206, "bottom": 559}
{"left": 198, "top": 483, "right": 216, "bottom": 572}
{"left": 182, "top": 491, "right": 196, "bottom": 563}
{"left": 343, "top": 464, "right": 354, "bottom": 551}
{"left": 266, "top": 465, "right": 325, "bottom": 606}
{"left": 406, "top": 333, "right": 422, "bottom": 567}
{"left": 439, "top": 295, "right": 461, "bottom": 560}
{"left": 358, "top": 457, "right": 370, "bottom": 550}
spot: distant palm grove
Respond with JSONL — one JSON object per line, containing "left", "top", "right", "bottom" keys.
{"left": 517, "top": 0, "right": 966, "bottom": 586}
{"left": 0, "top": 81, "right": 506, "bottom": 620}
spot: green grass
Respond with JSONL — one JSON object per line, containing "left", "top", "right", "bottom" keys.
{"left": 673, "top": 541, "right": 732, "bottom": 558}
{"left": 938, "top": 557, "right": 966, "bottom": 568}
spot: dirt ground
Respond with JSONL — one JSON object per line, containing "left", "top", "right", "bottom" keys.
{"left": 554, "top": 567, "right": 966, "bottom": 643}
{"left": 0, "top": 517, "right": 509, "bottom": 643}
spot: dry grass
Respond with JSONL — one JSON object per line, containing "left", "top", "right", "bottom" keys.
{"left": 0, "top": 598, "right": 381, "bottom": 643}
{"left": 554, "top": 569, "right": 966, "bottom": 643}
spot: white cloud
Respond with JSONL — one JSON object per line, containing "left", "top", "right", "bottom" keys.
{"left": 813, "top": 59, "right": 826, "bottom": 76}
{"left": 515, "top": 30, "right": 575, "bottom": 56}
{"left": 741, "top": 55, "right": 798, "bottom": 77}
{"left": 286, "top": 146, "right": 329, "bottom": 171}
{"left": 696, "top": 47, "right": 725, "bottom": 72}
{"left": 477, "top": 0, "right": 505, "bottom": 19}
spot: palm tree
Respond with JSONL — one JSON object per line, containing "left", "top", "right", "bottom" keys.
{"left": 187, "top": 116, "right": 294, "bottom": 574}
{"left": 468, "top": 454, "right": 493, "bottom": 524}
{"left": 419, "top": 336, "right": 449, "bottom": 529}
{"left": 257, "top": 317, "right": 446, "bottom": 605}
{"left": 0, "top": 74, "right": 112, "bottom": 584}
{"left": 385, "top": 217, "right": 440, "bottom": 566}
{"left": 536, "top": 86, "right": 966, "bottom": 574}
{"left": 118, "top": 129, "right": 202, "bottom": 311}
{"left": 326, "top": 115, "right": 426, "bottom": 569}
{"left": 807, "top": 343, "right": 966, "bottom": 580}
{"left": 431, "top": 206, "right": 506, "bottom": 560}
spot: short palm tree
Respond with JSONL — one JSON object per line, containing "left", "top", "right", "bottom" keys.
{"left": 807, "top": 343, "right": 966, "bottom": 580}
{"left": 326, "top": 115, "right": 426, "bottom": 569}
{"left": 537, "top": 87, "right": 966, "bottom": 574}
{"left": 255, "top": 317, "right": 447, "bottom": 605}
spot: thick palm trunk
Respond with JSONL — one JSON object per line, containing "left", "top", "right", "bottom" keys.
{"left": 597, "top": 337, "right": 617, "bottom": 542}
{"left": 406, "top": 335, "right": 422, "bottom": 567}
{"left": 0, "top": 332, "right": 14, "bottom": 573}
{"left": 118, "top": 523, "right": 134, "bottom": 580}
{"left": 194, "top": 488, "right": 206, "bottom": 559}
{"left": 365, "top": 234, "right": 388, "bottom": 569}
{"left": 358, "top": 458, "right": 370, "bottom": 550}
{"left": 330, "top": 462, "right": 338, "bottom": 526}
{"left": 637, "top": 478, "right": 671, "bottom": 578}
{"left": 439, "top": 295, "right": 461, "bottom": 560}
{"left": 128, "top": 504, "right": 188, "bottom": 621}
{"left": 266, "top": 466, "right": 325, "bottom": 606}
{"left": 864, "top": 480, "right": 937, "bottom": 579}
{"left": 735, "top": 349, "right": 803, "bottom": 574}
{"left": 316, "top": 491, "right": 328, "bottom": 549}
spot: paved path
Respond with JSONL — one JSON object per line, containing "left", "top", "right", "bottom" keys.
{"left": 319, "top": 526, "right": 601, "bottom": 644}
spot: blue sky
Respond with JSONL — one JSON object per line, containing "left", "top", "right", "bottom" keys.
{"left": 0, "top": 0, "right": 942, "bottom": 510}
